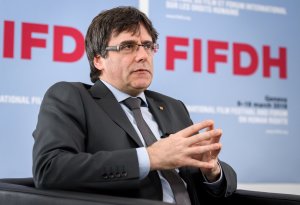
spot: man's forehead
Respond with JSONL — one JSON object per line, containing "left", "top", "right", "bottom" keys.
{"left": 110, "top": 26, "right": 151, "bottom": 42}
{"left": 111, "top": 29, "right": 141, "bottom": 38}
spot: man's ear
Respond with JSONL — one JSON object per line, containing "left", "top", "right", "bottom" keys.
{"left": 93, "top": 55, "right": 104, "bottom": 71}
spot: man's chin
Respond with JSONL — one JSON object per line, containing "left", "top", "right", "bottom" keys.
{"left": 132, "top": 79, "right": 151, "bottom": 88}
{"left": 129, "top": 82, "right": 151, "bottom": 94}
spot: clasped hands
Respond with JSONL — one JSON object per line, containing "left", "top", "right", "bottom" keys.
{"left": 147, "top": 120, "right": 222, "bottom": 182}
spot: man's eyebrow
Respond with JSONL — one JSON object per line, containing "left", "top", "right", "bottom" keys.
{"left": 141, "top": 40, "right": 153, "bottom": 44}
{"left": 119, "top": 40, "right": 136, "bottom": 45}
{"left": 118, "top": 40, "right": 153, "bottom": 45}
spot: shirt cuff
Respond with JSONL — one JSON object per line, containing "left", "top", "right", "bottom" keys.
{"left": 136, "top": 147, "right": 150, "bottom": 179}
{"left": 203, "top": 161, "right": 223, "bottom": 187}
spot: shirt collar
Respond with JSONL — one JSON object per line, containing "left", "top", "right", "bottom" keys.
{"left": 101, "top": 80, "right": 148, "bottom": 107}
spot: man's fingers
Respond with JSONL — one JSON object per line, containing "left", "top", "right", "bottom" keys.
{"left": 210, "top": 144, "right": 222, "bottom": 159}
{"left": 205, "top": 122, "right": 220, "bottom": 143}
{"left": 206, "top": 123, "right": 214, "bottom": 132}
{"left": 186, "top": 128, "right": 222, "bottom": 145}
{"left": 210, "top": 129, "right": 222, "bottom": 143}
{"left": 177, "top": 120, "right": 214, "bottom": 138}
{"left": 186, "top": 143, "right": 222, "bottom": 156}
{"left": 184, "top": 158, "right": 215, "bottom": 169}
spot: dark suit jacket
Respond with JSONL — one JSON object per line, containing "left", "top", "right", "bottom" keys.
{"left": 32, "top": 80, "right": 237, "bottom": 205}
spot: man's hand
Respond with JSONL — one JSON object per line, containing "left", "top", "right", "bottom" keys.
{"left": 192, "top": 122, "right": 222, "bottom": 182}
{"left": 147, "top": 120, "right": 222, "bottom": 180}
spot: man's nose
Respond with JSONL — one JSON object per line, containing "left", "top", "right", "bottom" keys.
{"left": 135, "top": 45, "right": 149, "bottom": 61}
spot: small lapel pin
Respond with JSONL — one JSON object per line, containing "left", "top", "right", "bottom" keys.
{"left": 159, "top": 106, "right": 164, "bottom": 110}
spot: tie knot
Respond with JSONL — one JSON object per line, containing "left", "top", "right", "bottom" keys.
{"left": 123, "top": 97, "right": 142, "bottom": 110}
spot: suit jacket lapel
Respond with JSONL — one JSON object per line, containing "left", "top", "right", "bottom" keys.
{"left": 90, "top": 80, "right": 143, "bottom": 147}
{"left": 146, "top": 95, "right": 174, "bottom": 138}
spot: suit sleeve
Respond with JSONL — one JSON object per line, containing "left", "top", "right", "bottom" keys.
{"left": 32, "top": 82, "right": 140, "bottom": 191}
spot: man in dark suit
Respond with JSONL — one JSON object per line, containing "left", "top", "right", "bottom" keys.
{"left": 32, "top": 6, "right": 237, "bottom": 205}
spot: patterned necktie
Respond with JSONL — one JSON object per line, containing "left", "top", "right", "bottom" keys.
{"left": 123, "top": 97, "right": 191, "bottom": 205}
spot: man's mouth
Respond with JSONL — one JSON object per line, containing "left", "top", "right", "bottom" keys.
{"left": 133, "top": 69, "right": 150, "bottom": 74}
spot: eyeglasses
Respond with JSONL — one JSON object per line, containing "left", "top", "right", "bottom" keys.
{"left": 105, "top": 41, "right": 159, "bottom": 55}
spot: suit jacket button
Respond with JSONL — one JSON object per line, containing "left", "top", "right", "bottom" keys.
{"left": 121, "top": 171, "right": 127, "bottom": 177}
